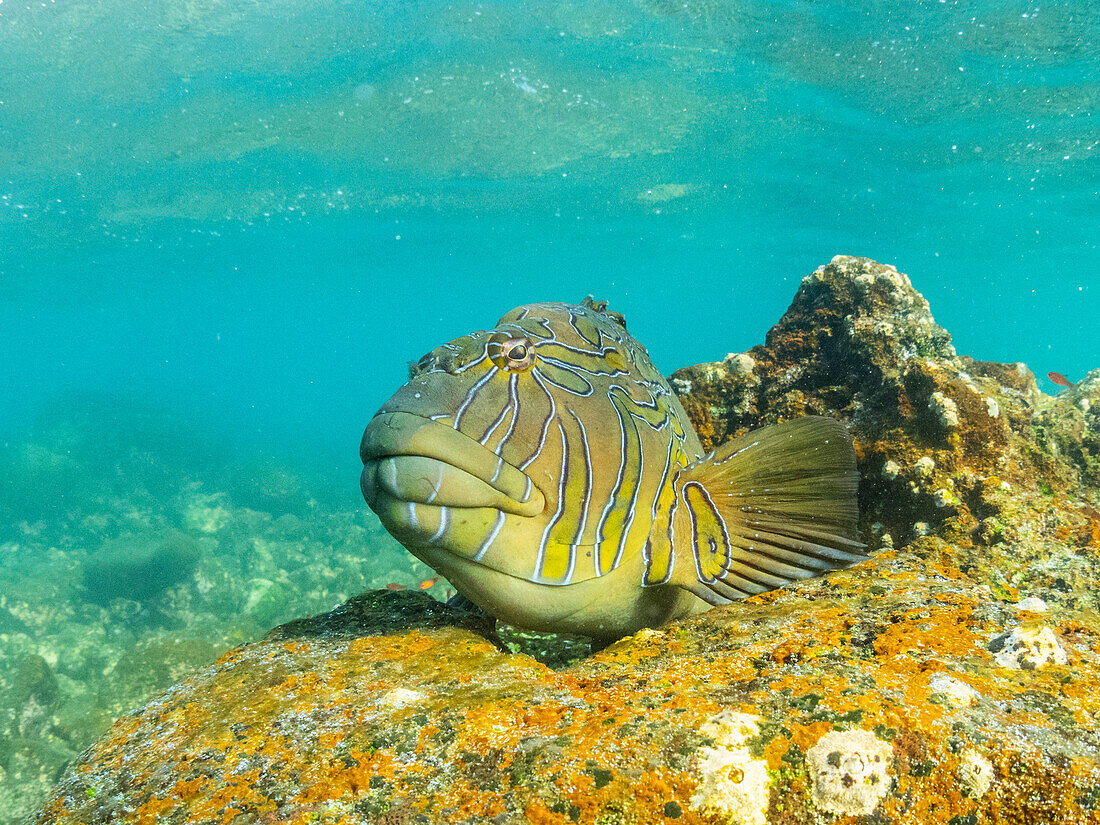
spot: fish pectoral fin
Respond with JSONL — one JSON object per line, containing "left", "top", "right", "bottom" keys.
{"left": 669, "top": 416, "right": 866, "bottom": 606}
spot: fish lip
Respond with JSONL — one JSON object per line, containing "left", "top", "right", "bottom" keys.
{"left": 360, "top": 410, "right": 544, "bottom": 515}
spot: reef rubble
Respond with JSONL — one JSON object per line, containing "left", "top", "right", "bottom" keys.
{"left": 0, "top": 401, "right": 423, "bottom": 824}
{"left": 33, "top": 257, "right": 1100, "bottom": 824}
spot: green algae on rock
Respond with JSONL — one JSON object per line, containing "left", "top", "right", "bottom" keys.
{"left": 32, "top": 257, "right": 1100, "bottom": 825}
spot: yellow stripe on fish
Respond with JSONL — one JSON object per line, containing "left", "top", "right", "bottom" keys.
{"left": 360, "top": 298, "right": 866, "bottom": 640}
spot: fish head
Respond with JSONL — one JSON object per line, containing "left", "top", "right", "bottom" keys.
{"left": 360, "top": 298, "right": 699, "bottom": 632}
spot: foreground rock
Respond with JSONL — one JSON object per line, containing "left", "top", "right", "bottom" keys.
{"left": 35, "top": 257, "right": 1100, "bottom": 824}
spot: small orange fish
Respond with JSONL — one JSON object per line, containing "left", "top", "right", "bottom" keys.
{"left": 418, "top": 577, "right": 440, "bottom": 590}
{"left": 1048, "top": 372, "right": 1074, "bottom": 388}
{"left": 385, "top": 582, "right": 407, "bottom": 591}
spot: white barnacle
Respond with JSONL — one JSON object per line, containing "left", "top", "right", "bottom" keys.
{"left": 992, "top": 626, "right": 1068, "bottom": 670}
{"left": 930, "top": 392, "right": 959, "bottom": 428}
{"left": 379, "top": 688, "right": 425, "bottom": 709}
{"left": 723, "top": 352, "right": 756, "bottom": 375}
{"left": 690, "top": 711, "right": 769, "bottom": 825}
{"left": 806, "top": 729, "right": 893, "bottom": 816}
{"left": 957, "top": 748, "right": 994, "bottom": 798}
{"left": 914, "top": 456, "right": 936, "bottom": 479}
{"left": 1014, "top": 596, "right": 1048, "bottom": 613}
{"left": 928, "top": 673, "right": 980, "bottom": 708}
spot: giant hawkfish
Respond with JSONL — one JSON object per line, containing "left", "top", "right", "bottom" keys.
{"left": 360, "top": 298, "right": 865, "bottom": 641}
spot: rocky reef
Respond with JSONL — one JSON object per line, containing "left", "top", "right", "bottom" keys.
{"left": 672, "top": 255, "right": 1099, "bottom": 553}
{"left": 0, "top": 401, "right": 426, "bottom": 824}
{"left": 32, "top": 257, "right": 1100, "bottom": 824}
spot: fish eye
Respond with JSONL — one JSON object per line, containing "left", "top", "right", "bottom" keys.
{"left": 489, "top": 333, "right": 535, "bottom": 372}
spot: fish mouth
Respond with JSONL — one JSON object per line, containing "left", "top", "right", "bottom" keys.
{"left": 360, "top": 411, "right": 545, "bottom": 517}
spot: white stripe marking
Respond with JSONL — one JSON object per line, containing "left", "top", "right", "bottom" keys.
{"left": 494, "top": 373, "right": 520, "bottom": 456}
{"left": 428, "top": 507, "right": 449, "bottom": 545}
{"left": 519, "top": 370, "right": 557, "bottom": 471}
{"left": 594, "top": 389, "right": 630, "bottom": 574}
{"left": 453, "top": 364, "right": 498, "bottom": 428}
{"left": 425, "top": 464, "right": 442, "bottom": 505}
{"left": 568, "top": 409, "right": 593, "bottom": 554}
{"left": 473, "top": 511, "right": 505, "bottom": 562}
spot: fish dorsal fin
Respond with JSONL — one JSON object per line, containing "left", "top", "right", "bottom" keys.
{"left": 666, "top": 416, "right": 865, "bottom": 605}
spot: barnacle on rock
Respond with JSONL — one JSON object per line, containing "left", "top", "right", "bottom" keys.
{"left": 689, "top": 711, "right": 769, "bottom": 825}
{"left": 957, "top": 748, "right": 994, "bottom": 798}
{"left": 805, "top": 729, "right": 893, "bottom": 816}
{"left": 928, "top": 673, "right": 980, "bottom": 708}
{"left": 930, "top": 391, "right": 960, "bottom": 429}
{"left": 990, "top": 626, "right": 1069, "bottom": 670}
{"left": 914, "top": 456, "right": 936, "bottom": 479}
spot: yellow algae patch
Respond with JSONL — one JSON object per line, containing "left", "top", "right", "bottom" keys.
{"left": 765, "top": 606, "right": 853, "bottom": 665}
{"left": 269, "top": 670, "right": 324, "bottom": 698}
{"left": 871, "top": 601, "right": 989, "bottom": 667}
{"left": 369, "top": 631, "right": 438, "bottom": 659}
{"left": 757, "top": 720, "right": 834, "bottom": 768}
{"left": 524, "top": 797, "right": 566, "bottom": 825}
{"left": 280, "top": 641, "right": 312, "bottom": 655}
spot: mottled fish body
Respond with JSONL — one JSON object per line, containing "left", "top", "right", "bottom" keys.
{"left": 361, "top": 298, "right": 864, "bottom": 640}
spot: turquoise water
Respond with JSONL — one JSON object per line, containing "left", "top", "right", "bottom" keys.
{"left": 3, "top": 0, "right": 1097, "bottom": 473}
{"left": 0, "top": 0, "right": 1096, "bottom": 816}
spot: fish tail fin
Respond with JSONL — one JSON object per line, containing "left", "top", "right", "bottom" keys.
{"left": 667, "top": 416, "right": 865, "bottom": 605}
